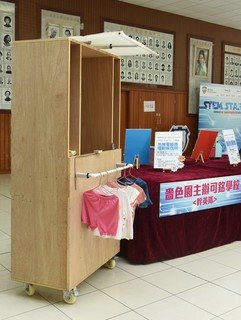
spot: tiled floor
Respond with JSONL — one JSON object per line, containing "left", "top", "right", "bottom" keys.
{"left": 1, "top": 174, "right": 241, "bottom": 319}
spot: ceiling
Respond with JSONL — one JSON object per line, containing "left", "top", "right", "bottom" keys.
{"left": 118, "top": 0, "right": 241, "bottom": 31}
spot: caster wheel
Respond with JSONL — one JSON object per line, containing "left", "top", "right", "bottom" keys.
{"left": 106, "top": 259, "right": 116, "bottom": 269}
{"left": 63, "top": 292, "right": 76, "bottom": 304}
{"left": 25, "top": 284, "right": 35, "bottom": 296}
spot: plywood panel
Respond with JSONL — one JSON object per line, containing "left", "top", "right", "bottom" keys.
{"left": 81, "top": 57, "right": 113, "bottom": 154}
{"left": 112, "top": 58, "right": 121, "bottom": 149}
{"left": 69, "top": 43, "right": 81, "bottom": 154}
{"left": 11, "top": 39, "right": 70, "bottom": 289}
{"left": 68, "top": 149, "right": 121, "bottom": 289}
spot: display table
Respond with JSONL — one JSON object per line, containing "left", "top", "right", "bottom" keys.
{"left": 120, "top": 156, "right": 241, "bottom": 264}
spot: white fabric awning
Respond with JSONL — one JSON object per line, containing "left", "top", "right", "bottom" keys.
{"left": 70, "top": 31, "right": 158, "bottom": 57}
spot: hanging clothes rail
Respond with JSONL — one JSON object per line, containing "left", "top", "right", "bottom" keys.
{"left": 75, "top": 163, "right": 133, "bottom": 179}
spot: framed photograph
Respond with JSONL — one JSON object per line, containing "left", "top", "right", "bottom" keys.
{"left": 41, "top": 10, "right": 81, "bottom": 39}
{"left": 223, "top": 43, "right": 241, "bottom": 86}
{"left": 193, "top": 47, "right": 209, "bottom": 77}
{"left": 2, "top": 13, "right": 12, "bottom": 30}
{"left": 104, "top": 21, "right": 174, "bottom": 86}
{"left": 2, "top": 87, "right": 11, "bottom": 103}
{"left": 188, "top": 36, "right": 213, "bottom": 114}
{"left": 2, "top": 33, "right": 12, "bottom": 47}
{"left": 4, "top": 49, "right": 11, "bottom": 61}
{"left": 0, "top": 1, "right": 15, "bottom": 110}
{"left": 62, "top": 26, "right": 74, "bottom": 37}
{"left": 47, "top": 23, "right": 60, "bottom": 38}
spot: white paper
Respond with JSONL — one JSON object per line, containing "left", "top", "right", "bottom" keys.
{"left": 222, "top": 129, "right": 241, "bottom": 164}
{"left": 154, "top": 131, "right": 183, "bottom": 170}
{"left": 144, "top": 100, "right": 155, "bottom": 112}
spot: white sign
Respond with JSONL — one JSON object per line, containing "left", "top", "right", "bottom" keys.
{"left": 144, "top": 101, "right": 155, "bottom": 112}
{"left": 154, "top": 131, "right": 183, "bottom": 171}
{"left": 222, "top": 129, "right": 241, "bottom": 165}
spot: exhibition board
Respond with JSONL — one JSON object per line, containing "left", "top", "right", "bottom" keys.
{"left": 120, "top": 156, "right": 241, "bottom": 264}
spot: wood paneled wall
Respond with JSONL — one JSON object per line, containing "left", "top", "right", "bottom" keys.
{"left": 0, "top": 113, "right": 11, "bottom": 172}
{"left": 121, "top": 87, "right": 197, "bottom": 155}
{"left": 1, "top": 0, "right": 241, "bottom": 172}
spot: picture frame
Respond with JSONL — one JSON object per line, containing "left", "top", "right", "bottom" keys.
{"left": 188, "top": 36, "right": 213, "bottom": 114}
{"left": 0, "top": 1, "right": 15, "bottom": 110}
{"left": 47, "top": 23, "right": 60, "bottom": 38}
{"left": 104, "top": 20, "right": 174, "bottom": 87}
{"left": 41, "top": 9, "right": 81, "bottom": 39}
{"left": 222, "top": 42, "right": 241, "bottom": 86}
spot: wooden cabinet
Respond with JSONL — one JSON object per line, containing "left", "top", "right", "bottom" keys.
{"left": 11, "top": 38, "right": 121, "bottom": 294}
{"left": 121, "top": 88, "right": 197, "bottom": 154}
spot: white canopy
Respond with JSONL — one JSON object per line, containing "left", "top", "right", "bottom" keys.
{"left": 70, "top": 31, "right": 158, "bottom": 57}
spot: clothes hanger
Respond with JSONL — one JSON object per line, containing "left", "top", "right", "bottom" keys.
{"left": 126, "top": 166, "right": 137, "bottom": 179}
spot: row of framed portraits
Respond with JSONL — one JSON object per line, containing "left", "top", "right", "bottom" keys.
{"left": 104, "top": 21, "right": 174, "bottom": 86}
{"left": 0, "top": 1, "right": 14, "bottom": 110}
{"left": 41, "top": 9, "right": 81, "bottom": 39}
{"left": 223, "top": 44, "right": 241, "bottom": 86}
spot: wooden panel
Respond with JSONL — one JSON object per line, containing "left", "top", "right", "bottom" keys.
{"left": 81, "top": 57, "right": 113, "bottom": 154}
{"left": 69, "top": 43, "right": 81, "bottom": 154}
{"left": 11, "top": 39, "right": 70, "bottom": 289}
{"left": 0, "top": 113, "right": 11, "bottom": 173}
{"left": 124, "top": 89, "right": 197, "bottom": 151}
{"left": 68, "top": 149, "right": 121, "bottom": 289}
{"left": 120, "top": 90, "right": 129, "bottom": 151}
{"left": 112, "top": 58, "right": 121, "bottom": 149}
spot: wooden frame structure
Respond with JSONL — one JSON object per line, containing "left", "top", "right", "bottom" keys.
{"left": 11, "top": 38, "right": 121, "bottom": 300}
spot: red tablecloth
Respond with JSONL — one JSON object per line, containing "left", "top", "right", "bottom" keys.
{"left": 120, "top": 157, "right": 241, "bottom": 264}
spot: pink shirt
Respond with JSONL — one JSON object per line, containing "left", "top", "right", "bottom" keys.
{"left": 81, "top": 189, "right": 119, "bottom": 236}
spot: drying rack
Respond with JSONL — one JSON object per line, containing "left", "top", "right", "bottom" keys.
{"left": 75, "top": 163, "right": 133, "bottom": 179}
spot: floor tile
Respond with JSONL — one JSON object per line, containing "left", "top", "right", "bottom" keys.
{"left": 221, "top": 306, "right": 241, "bottom": 319}
{"left": 0, "top": 287, "right": 50, "bottom": 319}
{"left": 0, "top": 269, "right": 21, "bottom": 291}
{"left": 0, "top": 187, "right": 10, "bottom": 198}
{"left": 102, "top": 278, "right": 170, "bottom": 309}
{"left": 55, "top": 290, "right": 130, "bottom": 320}
{"left": 178, "top": 283, "right": 241, "bottom": 316}
{"left": 213, "top": 271, "right": 241, "bottom": 294}
{"left": 0, "top": 252, "right": 11, "bottom": 270}
{"left": 143, "top": 267, "right": 206, "bottom": 294}
{"left": 0, "top": 211, "right": 11, "bottom": 235}
{"left": 109, "top": 311, "right": 147, "bottom": 319}
{"left": 0, "top": 305, "right": 70, "bottom": 320}
{"left": 0, "top": 195, "right": 11, "bottom": 213}
{"left": 0, "top": 238, "right": 11, "bottom": 254}
{"left": 208, "top": 251, "right": 241, "bottom": 270}
{"left": 0, "top": 264, "right": 5, "bottom": 271}
{"left": 85, "top": 265, "right": 136, "bottom": 289}
{"left": 116, "top": 256, "right": 171, "bottom": 277}
{"left": 221, "top": 241, "right": 241, "bottom": 250}
{"left": 0, "top": 230, "right": 10, "bottom": 240}
{"left": 198, "top": 246, "right": 229, "bottom": 257}
{"left": 164, "top": 253, "right": 202, "bottom": 266}
{"left": 231, "top": 246, "right": 241, "bottom": 254}
{"left": 136, "top": 295, "right": 214, "bottom": 320}
{"left": 178, "top": 258, "right": 236, "bottom": 281}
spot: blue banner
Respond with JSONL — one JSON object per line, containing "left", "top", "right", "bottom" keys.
{"left": 198, "top": 83, "right": 241, "bottom": 153}
{"left": 160, "top": 175, "right": 241, "bottom": 217}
